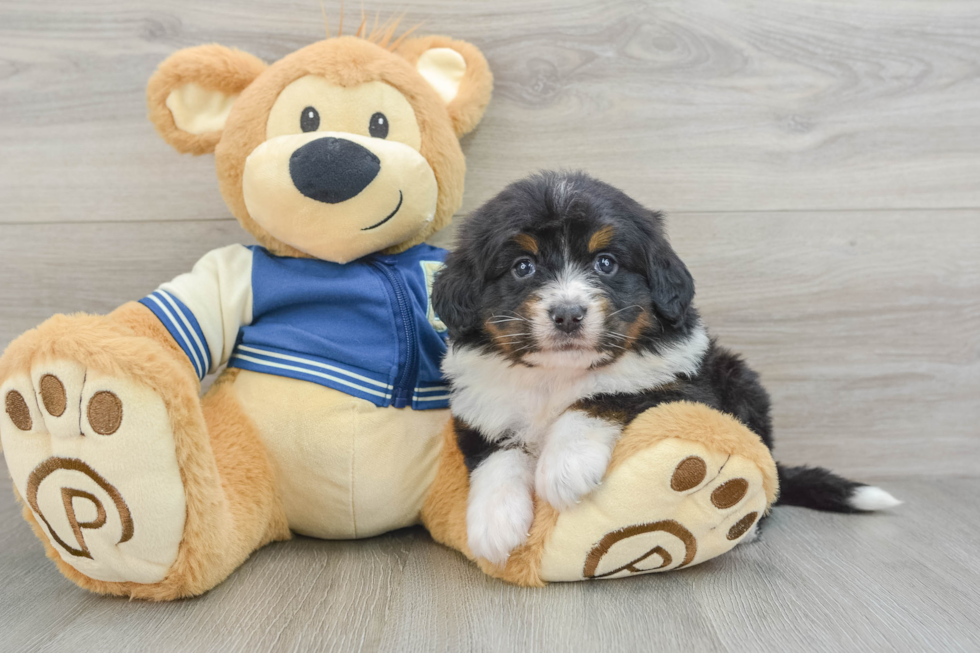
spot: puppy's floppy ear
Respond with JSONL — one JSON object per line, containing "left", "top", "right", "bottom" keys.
{"left": 396, "top": 36, "right": 493, "bottom": 138}
{"left": 433, "top": 254, "right": 483, "bottom": 339}
{"left": 147, "top": 45, "right": 267, "bottom": 155}
{"left": 645, "top": 225, "right": 695, "bottom": 330}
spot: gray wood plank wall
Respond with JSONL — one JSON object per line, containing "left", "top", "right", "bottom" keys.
{"left": 2, "top": 0, "right": 977, "bottom": 477}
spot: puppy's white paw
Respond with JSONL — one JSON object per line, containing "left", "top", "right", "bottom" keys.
{"left": 467, "top": 449, "right": 535, "bottom": 566}
{"left": 535, "top": 411, "right": 621, "bottom": 511}
{"left": 535, "top": 438, "right": 610, "bottom": 510}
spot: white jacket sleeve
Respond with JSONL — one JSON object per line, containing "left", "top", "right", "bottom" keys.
{"left": 139, "top": 244, "right": 254, "bottom": 379}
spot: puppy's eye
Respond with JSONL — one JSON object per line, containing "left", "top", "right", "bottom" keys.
{"left": 369, "top": 112, "right": 389, "bottom": 139}
{"left": 594, "top": 254, "right": 618, "bottom": 276}
{"left": 512, "top": 257, "right": 536, "bottom": 279}
{"left": 301, "top": 106, "right": 320, "bottom": 132}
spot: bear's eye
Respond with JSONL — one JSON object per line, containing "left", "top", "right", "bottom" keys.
{"left": 300, "top": 106, "right": 320, "bottom": 133}
{"left": 369, "top": 112, "right": 389, "bottom": 139}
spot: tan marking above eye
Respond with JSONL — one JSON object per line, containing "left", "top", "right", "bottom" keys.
{"left": 266, "top": 76, "right": 422, "bottom": 150}
{"left": 588, "top": 225, "right": 615, "bottom": 253}
{"left": 5, "top": 390, "right": 32, "bottom": 431}
{"left": 670, "top": 456, "right": 707, "bottom": 492}
{"left": 513, "top": 233, "right": 539, "bottom": 255}
{"left": 88, "top": 391, "right": 123, "bottom": 435}
{"left": 40, "top": 374, "right": 67, "bottom": 417}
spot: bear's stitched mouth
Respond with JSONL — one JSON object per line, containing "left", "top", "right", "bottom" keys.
{"left": 361, "top": 191, "right": 404, "bottom": 231}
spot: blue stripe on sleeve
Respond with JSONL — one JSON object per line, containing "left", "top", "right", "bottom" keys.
{"left": 139, "top": 291, "right": 210, "bottom": 380}
{"left": 156, "top": 290, "right": 212, "bottom": 372}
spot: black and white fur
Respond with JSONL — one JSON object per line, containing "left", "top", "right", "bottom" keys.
{"left": 433, "top": 171, "right": 900, "bottom": 565}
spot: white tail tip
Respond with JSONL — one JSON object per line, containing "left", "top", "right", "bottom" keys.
{"left": 849, "top": 486, "right": 902, "bottom": 511}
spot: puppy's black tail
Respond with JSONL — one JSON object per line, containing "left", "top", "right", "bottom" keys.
{"left": 775, "top": 463, "right": 902, "bottom": 513}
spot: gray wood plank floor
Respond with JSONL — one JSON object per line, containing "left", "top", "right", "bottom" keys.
{"left": 1, "top": 0, "right": 978, "bottom": 650}
{"left": 0, "top": 474, "right": 976, "bottom": 652}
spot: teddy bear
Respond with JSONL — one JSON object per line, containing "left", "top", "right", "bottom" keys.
{"left": 0, "top": 26, "right": 778, "bottom": 599}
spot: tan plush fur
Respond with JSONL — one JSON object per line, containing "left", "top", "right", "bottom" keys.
{"left": 147, "top": 45, "right": 268, "bottom": 155}
{"left": 3, "top": 315, "right": 288, "bottom": 600}
{"left": 108, "top": 302, "right": 200, "bottom": 378}
{"left": 419, "top": 422, "right": 471, "bottom": 555}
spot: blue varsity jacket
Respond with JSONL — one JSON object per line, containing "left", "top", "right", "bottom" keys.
{"left": 139, "top": 243, "right": 450, "bottom": 410}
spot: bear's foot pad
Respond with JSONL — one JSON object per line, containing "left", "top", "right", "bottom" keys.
{"left": 539, "top": 437, "right": 768, "bottom": 581}
{"left": 2, "top": 357, "right": 186, "bottom": 583}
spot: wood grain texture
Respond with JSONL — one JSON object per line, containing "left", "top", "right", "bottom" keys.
{"left": 3, "top": 0, "right": 980, "bottom": 225}
{"left": 2, "top": 211, "right": 976, "bottom": 478}
{"left": 0, "top": 470, "right": 977, "bottom": 652}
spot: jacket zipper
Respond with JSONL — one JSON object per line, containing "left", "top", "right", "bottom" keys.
{"left": 370, "top": 259, "right": 418, "bottom": 408}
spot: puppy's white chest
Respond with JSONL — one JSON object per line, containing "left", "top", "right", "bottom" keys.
{"left": 443, "top": 348, "right": 591, "bottom": 451}
{"left": 501, "top": 379, "right": 586, "bottom": 451}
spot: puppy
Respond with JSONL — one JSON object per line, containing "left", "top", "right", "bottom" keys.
{"left": 433, "top": 171, "right": 900, "bottom": 565}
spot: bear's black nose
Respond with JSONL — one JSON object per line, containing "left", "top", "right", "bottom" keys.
{"left": 289, "top": 137, "right": 381, "bottom": 204}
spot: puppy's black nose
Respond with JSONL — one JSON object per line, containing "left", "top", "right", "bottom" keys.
{"left": 550, "top": 305, "right": 587, "bottom": 334}
{"left": 289, "top": 137, "right": 381, "bottom": 204}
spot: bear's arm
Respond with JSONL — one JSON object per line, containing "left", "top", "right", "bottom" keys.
{"left": 110, "top": 244, "right": 254, "bottom": 382}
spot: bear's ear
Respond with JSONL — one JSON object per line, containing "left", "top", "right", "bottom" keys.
{"left": 147, "top": 45, "right": 267, "bottom": 155}
{"left": 396, "top": 36, "right": 493, "bottom": 138}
